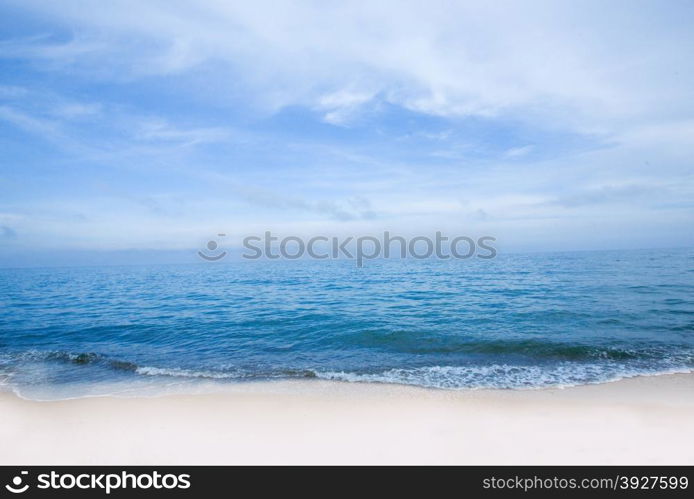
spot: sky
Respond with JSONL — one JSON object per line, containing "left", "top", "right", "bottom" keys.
{"left": 1, "top": 0, "right": 693, "bottom": 265}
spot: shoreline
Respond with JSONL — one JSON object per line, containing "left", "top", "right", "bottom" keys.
{"left": 1, "top": 373, "right": 693, "bottom": 464}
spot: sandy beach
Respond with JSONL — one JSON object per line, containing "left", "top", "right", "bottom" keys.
{"left": 1, "top": 374, "right": 693, "bottom": 465}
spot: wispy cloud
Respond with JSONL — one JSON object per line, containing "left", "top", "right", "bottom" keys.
{"left": 135, "top": 119, "right": 232, "bottom": 147}
{"left": 504, "top": 145, "right": 534, "bottom": 159}
{"left": 315, "top": 88, "right": 377, "bottom": 125}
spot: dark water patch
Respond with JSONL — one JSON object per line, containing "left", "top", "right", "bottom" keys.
{"left": 343, "top": 330, "right": 658, "bottom": 360}
{"left": 4, "top": 350, "right": 139, "bottom": 372}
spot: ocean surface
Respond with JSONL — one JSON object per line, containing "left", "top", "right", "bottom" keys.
{"left": 1, "top": 248, "right": 693, "bottom": 400}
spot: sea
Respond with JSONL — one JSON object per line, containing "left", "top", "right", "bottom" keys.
{"left": 1, "top": 248, "right": 693, "bottom": 400}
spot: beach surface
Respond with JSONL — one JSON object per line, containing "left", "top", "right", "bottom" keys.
{"left": 1, "top": 374, "right": 693, "bottom": 465}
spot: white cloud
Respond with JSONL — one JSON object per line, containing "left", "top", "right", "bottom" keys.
{"left": 504, "top": 145, "right": 534, "bottom": 158}
{"left": 316, "top": 88, "right": 376, "bottom": 125}
{"left": 1, "top": 0, "right": 693, "bottom": 253}
{"left": 0, "top": 105, "right": 64, "bottom": 139}
{"left": 135, "top": 119, "right": 232, "bottom": 146}
{"left": 5, "top": 0, "right": 692, "bottom": 129}
{"left": 50, "top": 102, "right": 102, "bottom": 119}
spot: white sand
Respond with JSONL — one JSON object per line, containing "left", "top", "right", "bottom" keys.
{"left": 1, "top": 374, "right": 693, "bottom": 465}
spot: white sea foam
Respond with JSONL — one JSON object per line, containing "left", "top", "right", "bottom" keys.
{"left": 135, "top": 366, "right": 241, "bottom": 379}
{"left": 314, "top": 364, "right": 694, "bottom": 390}
{"left": 134, "top": 362, "right": 694, "bottom": 390}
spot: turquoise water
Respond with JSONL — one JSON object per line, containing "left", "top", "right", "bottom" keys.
{"left": 1, "top": 249, "right": 693, "bottom": 399}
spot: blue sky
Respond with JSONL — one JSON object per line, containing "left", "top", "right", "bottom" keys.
{"left": 1, "top": 1, "right": 693, "bottom": 265}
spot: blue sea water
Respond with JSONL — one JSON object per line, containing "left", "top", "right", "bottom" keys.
{"left": 1, "top": 248, "right": 693, "bottom": 400}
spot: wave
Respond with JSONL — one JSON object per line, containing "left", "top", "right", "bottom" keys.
{"left": 0, "top": 350, "right": 138, "bottom": 372}
{"left": 135, "top": 366, "right": 240, "bottom": 379}
{"left": 342, "top": 332, "right": 684, "bottom": 360}
{"left": 314, "top": 364, "right": 694, "bottom": 390}
{"left": 1, "top": 346, "right": 693, "bottom": 393}
{"left": 0, "top": 351, "right": 320, "bottom": 381}
{"left": 135, "top": 366, "right": 318, "bottom": 380}
{"left": 115, "top": 361, "right": 694, "bottom": 390}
